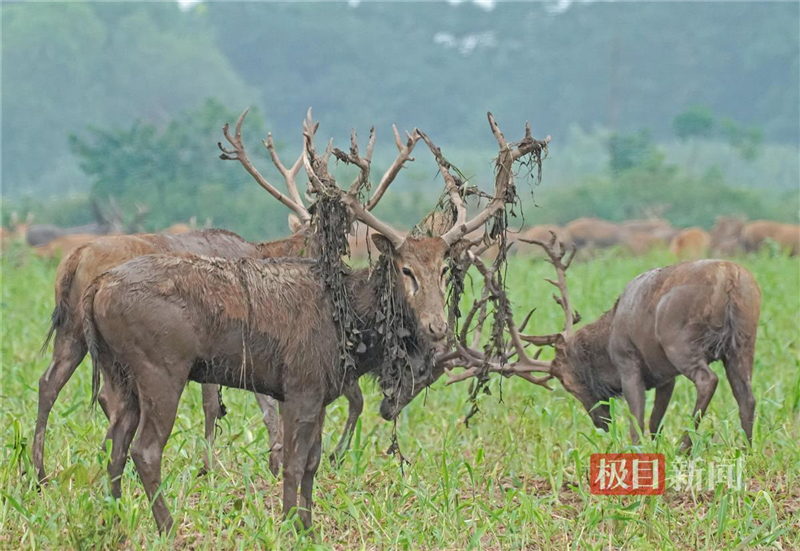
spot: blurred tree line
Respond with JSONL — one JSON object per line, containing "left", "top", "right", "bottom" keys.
{"left": 2, "top": 1, "right": 798, "bottom": 237}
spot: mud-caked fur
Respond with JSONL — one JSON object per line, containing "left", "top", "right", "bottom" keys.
{"left": 82, "top": 234, "right": 449, "bottom": 532}
{"left": 550, "top": 260, "right": 761, "bottom": 451}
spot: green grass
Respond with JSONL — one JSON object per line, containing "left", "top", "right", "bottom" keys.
{"left": 1, "top": 247, "right": 798, "bottom": 549}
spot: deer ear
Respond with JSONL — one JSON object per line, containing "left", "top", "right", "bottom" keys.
{"left": 371, "top": 233, "right": 398, "bottom": 256}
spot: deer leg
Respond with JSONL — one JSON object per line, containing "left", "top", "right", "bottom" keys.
{"left": 129, "top": 371, "right": 185, "bottom": 534}
{"left": 199, "top": 384, "right": 221, "bottom": 476}
{"left": 254, "top": 393, "right": 283, "bottom": 477}
{"left": 619, "top": 369, "right": 646, "bottom": 444}
{"left": 649, "top": 379, "right": 676, "bottom": 436}
{"left": 280, "top": 398, "right": 322, "bottom": 531}
{"left": 663, "top": 345, "right": 718, "bottom": 453}
{"left": 329, "top": 382, "right": 363, "bottom": 467}
{"left": 299, "top": 408, "right": 326, "bottom": 529}
{"left": 34, "top": 330, "right": 87, "bottom": 484}
{"left": 723, "top": 346, "right": 756, "bottom": 445}
{"left": 610, "top": 345, "right": 647, "bottom": 444}
{"left": 103, "top": 388, "right": 140, "bottom": 500}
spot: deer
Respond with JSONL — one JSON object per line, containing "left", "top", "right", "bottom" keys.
{"left": 32, "top": 108, "right": 422, "bottom": 484}
{"left": 80, "top": 111, "right": 549, "bottom": 533}
{"left": 670, "top": 227, "right": 711, "bottom": 259}
{"left": 26, "top": 199, "right": 148, "bottom": 248}
{"left": 449, "top": 233, "right": 761, "bottom": 452}
{"left": 740, "top": 220, "right": 800, "bottom": 256}
{"left": 710, "top": 215, "right": 746, "bottom": 255}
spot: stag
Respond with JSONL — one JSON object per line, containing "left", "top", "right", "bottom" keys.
{"left": 81, "top": 112, "right": 550, "bottom": 533}
{"left": 33, "top": 109, "right": 421, "bottom": 483}
{"left": 454, "top": 233, "right": 762, "bottom": 451}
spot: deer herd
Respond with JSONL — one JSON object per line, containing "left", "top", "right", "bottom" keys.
{"left": 8, "top": 106, "right": 780, "bottom": 535}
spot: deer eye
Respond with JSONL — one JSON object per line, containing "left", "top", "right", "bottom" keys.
{"left": 441, "top": 266, "right": 449, "bottom": 278}
{"left": 402, "top": 267, "right": 413, "bottom": 277}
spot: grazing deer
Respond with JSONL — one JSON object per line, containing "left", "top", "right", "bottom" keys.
{"left": 741, "top": 220, "right": 800, "bottom": 256}
{"left": 32, "top": 110, "right": 421, "bottom": 483}
{"left": 451, "top": 234, "right": 761, "bottom": 452}
{"left": 565, "top": 217, "right": 622, "bottom": 249}
{"left": 710, "top": 215, "right": 746, "bottom": 255}
{"left": 670, "top": 227, "right": 711, "bottom": 259}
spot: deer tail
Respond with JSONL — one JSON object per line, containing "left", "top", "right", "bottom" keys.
{"left": 81, "top": 277, "right": 104, "bottom": 408}
{"left": 40, "top": 244, "right": 89, "bottom": 355}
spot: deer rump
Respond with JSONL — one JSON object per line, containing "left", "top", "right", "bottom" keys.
{"left": 85, "top": 255, "right": 384, "bottom": 406}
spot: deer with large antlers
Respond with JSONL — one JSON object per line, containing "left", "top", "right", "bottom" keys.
{"left": 81, "top": 109, "right": 500, "bottom": 533}
{"left": 33, "top": 108, "right": 421, "bottom": 484}
{"left": 454, "top": 232, "right": 762, "bottom": 452}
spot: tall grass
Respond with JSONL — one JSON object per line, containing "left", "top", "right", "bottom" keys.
{"left": 1, "top": 248, "right": 798, "bottom": 549}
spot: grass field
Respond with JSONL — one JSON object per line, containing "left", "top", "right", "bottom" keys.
{"left": 1, "top": 247, "right": 798, "bottom": 549}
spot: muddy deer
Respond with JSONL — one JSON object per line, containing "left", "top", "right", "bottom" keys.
{"left": 80, "top": 111, "right": 547, "bottom": 533}
{"left": 33, "top": 110, "right": 421, "bottom": 484}
{"left": 451, "top": 233, "right": 761, "bottom": 452}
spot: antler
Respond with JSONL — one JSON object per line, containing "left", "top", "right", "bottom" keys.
{"left": 439, "top": 113, "right": 550, "bottom": 247}
{"left": 219, "top": 108, "right": 312, "bottom": 224}
{"left": 332, "top": 127, "right": 376, "bottom": 196}
{"left": 418, "top": 131, "right": 468, "bottom": 234}
{"left": 302, "top": 108, "right": 406, "bottom": 249}
{"left": 365, "top": 126, "right": 421, "bottom": 211}
{"left": 127, "top": 202, "right": 149, "bottom": 233}
{"left": 264, "top": 132, "right": 307, "bottom": 222}
{"left": 519, "top": 231, "right": 580, "bottom": 337}
{"left": 444, "top": 248, "right": 553, "bottom": 389}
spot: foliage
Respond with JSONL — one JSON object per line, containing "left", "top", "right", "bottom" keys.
{"left": 3, "top": 2, "right": 799, "bottom": 200}
{"left": 720, "top": 118, "right": 764, "bottom": 162}
{"left": 607, "top": 130, "right": 660, "bottom": 173}
{"left": 1, "top": 250, "right": 798, "bottom": 548}
{"left": 2, "top": 2, "right": 255, "bottom": 197}
{"left": 672, "top": 105, "right": 716, "bottom": 141}
{"left": 673, "top": 105, "right": 764, "bottom": 161}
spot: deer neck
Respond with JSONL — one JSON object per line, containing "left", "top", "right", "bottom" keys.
{"left": 566, "top": 307, "right": 621, "bottom": 401}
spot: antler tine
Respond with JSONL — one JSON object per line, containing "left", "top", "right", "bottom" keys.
{"left": 302, "top": 108, "right": 330, "bottom": 195}
{"left": 519, "top": 231, "right": 579, "bottom": 336}
{"left": 440, "top": 112, "right": 550, "bottom": 246}
{"left": 365, "top": 126, "right": 422, "bottom": 211}
{"left": 302, "top": 108, "right": 406, "bottom": 249}
{"left": 219, "top": 108, "right": 310, "bottom": 221}
{"left": 331, "top": 127, "right": 375, "bottom": 196}
{"left": 418, "top": 130, "right": 468, "bottom": 233}
{"left": 263, "top": 132, "right": 310, "bottom": 222}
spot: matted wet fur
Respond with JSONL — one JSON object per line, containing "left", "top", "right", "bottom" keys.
{"left": 82, "top": 235, "right": 448, "bottom": 532}
{"left": 33, "top": 228, "right": 321, "bottom": 483}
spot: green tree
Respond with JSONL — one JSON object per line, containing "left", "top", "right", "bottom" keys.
{"left": 608, "top": 130, "right": 659, "bottom": 173}
{"left": 672, "top": 105, "right": 716, "bottom": 141}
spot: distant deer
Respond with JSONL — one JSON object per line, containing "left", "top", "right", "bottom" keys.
{"left": 33, "top": 109, "right": 421, "bottom": 483}
{"left": 741, "top": 220, "right": 800, "bottom": 256}
{"left": 670, "top": 227, "right": 711, "bottom": 259}
{"left": 26, "top": 199, "right": 148, "bottom": 248}
{"left": 80, "top": 111, "right": 548, "bottom": 532}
